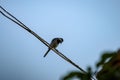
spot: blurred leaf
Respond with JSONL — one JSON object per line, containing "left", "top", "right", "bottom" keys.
{"left": 61, "top": 49, "right": 120, "bottom": 80}
{"left": 96, "top": 49, "right": 120, "bottom": 80}
{"left": 61, "top": 67, "right": 93, "bottom": 80}
{"left": 96, "top": 52, "right": 115, "bottom": 68}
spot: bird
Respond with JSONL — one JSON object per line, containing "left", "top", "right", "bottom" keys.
{"left": 43, "top": 38, "right": 63, "bottom": 57}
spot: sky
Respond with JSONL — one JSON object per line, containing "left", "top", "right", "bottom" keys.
{"left": 0, "top": 0, "right": 120, "bottom": 80}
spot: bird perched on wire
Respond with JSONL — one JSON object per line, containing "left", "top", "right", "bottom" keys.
{"left": 43, "top": 38, "right": 63, "bottom": 57}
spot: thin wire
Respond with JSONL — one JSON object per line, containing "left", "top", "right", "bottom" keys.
{"left": 0, "top": 6, "right": 49, "bottom": 47}
{"left": 0, "top": 6, "right": 96, "bottom": 80}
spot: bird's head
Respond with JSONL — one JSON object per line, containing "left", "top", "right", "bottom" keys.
{"left": 54, "top": 38, "right": 63, "bottom": 44}
{"left": 58, "top": 38, "right": 63, "bottom": 43}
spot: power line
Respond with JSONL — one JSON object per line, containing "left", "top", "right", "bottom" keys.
{"left": 0, "top": 6, "right": 96, "bottom": 80}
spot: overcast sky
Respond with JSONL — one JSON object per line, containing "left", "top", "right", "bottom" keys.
{"left": 0, "top": 0, "right": 120, "bottom": 80}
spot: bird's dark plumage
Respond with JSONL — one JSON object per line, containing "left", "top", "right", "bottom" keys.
{"left": 43, "top": 38, "right": 63, "bottom": 57}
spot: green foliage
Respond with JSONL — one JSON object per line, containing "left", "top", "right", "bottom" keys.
{"left": 96, "top": 50, "right": 120, "bottom": 80}
{"left": 61, "top": 49, "right": 120, "bottom": 80}
{"left": 61, "top": 67, "right": 93, "bottom": 80}
{"left": 96, "top": 52, "right": 115, "bottom": 68}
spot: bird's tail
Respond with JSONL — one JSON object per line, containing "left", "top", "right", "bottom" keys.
{"left": 43, "top": 49, "right": 50, "bottom": 57}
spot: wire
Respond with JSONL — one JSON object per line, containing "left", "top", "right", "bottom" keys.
{"left": 0, "top": 6, "right": 96, "bottom": 80}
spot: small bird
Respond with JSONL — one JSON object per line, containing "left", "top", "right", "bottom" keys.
{"left": 43, "top": 38, "right": 63, "bottom": 57}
